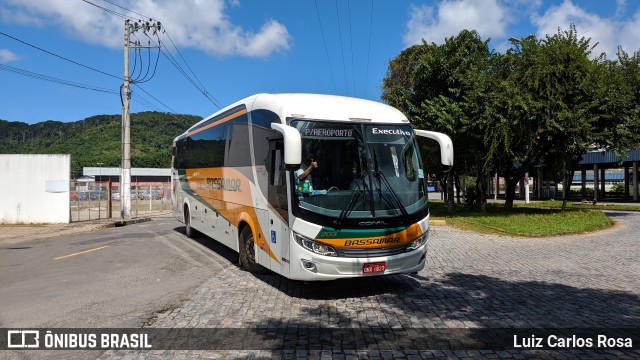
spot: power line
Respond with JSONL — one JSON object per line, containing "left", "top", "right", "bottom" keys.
{"left": 80, "top": 0, "right": 221, "bottom": 111}
{"left": 335, "top": 0, "right": 349, "bottom": 95}
{"left": 347, "top": 0, "right": 356, "bottom": 97}
{"left": 99, "top": 0, "right": 150, "bottom": 20}
{"left": 163, "top": 31, "right": 222, "bottom": 108}
{"left": 0, "top": 63, "right": 173, "bottom": 113}
{"left": 81, "top": 0, "right": 143, "bottom": 21}
{"left": 0, "top": 30, "right": 120, "bottom": 80}
{"left": 0, "top": 63, "right": 118, "bottom": 94}
{"left": 129, "top": 30, "right": 161, "bottom": 84}
{"left": 90, "top": 0, "right": 222, "bottom": 108}
{"left": 122, "top": 83, "right": 163, "bottom": 112}
{"left": 133, "top": 27, "right": 221, "bottom": 108}
{"left": 314, "top": 0, "right": 338, "bottom": 94}
{"left": 132, "top": 83, "right": 176, "bottom": 113}
{"left": 90, "top": 0, "right": 221, "bottom": 109}
{"left": 145, "top": 27, "right": 221, "bottom": 108}
{"left": 1, "top": 28, "right": 170, "bottom": 113}
{"left": 129, "top": 88, "right": 165, "bottom": 112}
{"left": 365, "top": 0, "right": 373, "bottom": 98}
{"left": 133, "top": 45, "right": 160, "bottom": 83}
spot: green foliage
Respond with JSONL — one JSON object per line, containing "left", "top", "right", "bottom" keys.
{"left": 382, "top": 24, "right": 640, "bottom": 211}
{"left": 0, "top": 112, "right": 200, "bottom": 175}
{"left": 383, "top": 30, "right": 494, "bottom": 207}
{"left": 610, "top": 183, "right": 625, "bottom": 193}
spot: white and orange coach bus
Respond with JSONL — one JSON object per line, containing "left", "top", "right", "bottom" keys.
{"left": 172, "top": 93, "right": 453, "bottom": 281}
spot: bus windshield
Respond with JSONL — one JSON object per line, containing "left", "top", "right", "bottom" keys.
{"left": 290, "top": 120, "right": 427, "bottom": 223}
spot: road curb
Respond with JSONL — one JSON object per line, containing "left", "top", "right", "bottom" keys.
{"left": 114, "top": 217, "right": 152, "bottom": 227}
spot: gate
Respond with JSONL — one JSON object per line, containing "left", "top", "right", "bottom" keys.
{"left": 70, "top": 180, "right": 171, "bottom": 222}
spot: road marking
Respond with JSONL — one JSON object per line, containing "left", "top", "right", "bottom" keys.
{"left": 54, "top": 246, "right": 109, "bottom": 260}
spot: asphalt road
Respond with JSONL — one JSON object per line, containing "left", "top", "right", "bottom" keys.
{"left": 0, "top": 217, "right": 233, "bottom": 329}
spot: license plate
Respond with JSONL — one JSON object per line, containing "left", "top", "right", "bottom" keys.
{"left": 363, "top": 262, "right": 386, "bottom": 274}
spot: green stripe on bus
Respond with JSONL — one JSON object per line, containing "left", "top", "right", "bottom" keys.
{"left": 316, "top": 226, "right": 409, "bottom": 239}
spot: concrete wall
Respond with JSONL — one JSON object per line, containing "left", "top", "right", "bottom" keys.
{"left": 0, "top": 154, "right": 70, "bottom": 224}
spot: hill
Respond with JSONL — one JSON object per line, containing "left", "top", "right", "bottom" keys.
{"left": 0, "top": 112, "right": 201, "bottom": 177}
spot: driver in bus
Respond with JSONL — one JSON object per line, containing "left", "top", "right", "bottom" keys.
{"left": 295, "top": 153, "right": 318, "bottom": 195}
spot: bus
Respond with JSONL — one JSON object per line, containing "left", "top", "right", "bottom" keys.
{"left": 171, "top": 93, "right": 453, "bottom": 281}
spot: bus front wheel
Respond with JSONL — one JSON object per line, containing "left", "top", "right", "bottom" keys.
{"left": 239, "top": 226, "right": 266, "bottom": 273}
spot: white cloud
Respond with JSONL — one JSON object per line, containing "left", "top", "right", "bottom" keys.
{"left": 532, "top": 0, "right": 640, "bottom": 58}
{"left": 619, "top": 11, "right": 640, "bottom": 55}
{"left": 0, "top": 5, "right": 42, "bottom": 26}
{"left": 404, "top": 0, "right": 510, "bottom": 46}
{"left": 0, "top": 49, "right": 20, "bottom": 62}
{"left": 0, "top": 0, "right": 290, "bottom": 58}
{"left": 532, "top": 0, "right": 616, "bottom": 56}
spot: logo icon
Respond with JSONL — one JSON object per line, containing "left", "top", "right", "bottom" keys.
{"left": 7, "top": 330, "right": 39, "bottom": 348}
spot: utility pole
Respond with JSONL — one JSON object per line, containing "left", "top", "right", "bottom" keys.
{"left": 121, "top": 19, "right": 161, "bottom": 220}
{"left": 121, "top": 19, "right": 132, "bottom": 220}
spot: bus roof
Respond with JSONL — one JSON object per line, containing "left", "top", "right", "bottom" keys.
{"left": 250, "top": 93, "right": 408, "bottom": 123}
{"left": 179, "top": 93, "right": 409, "bottom": 139}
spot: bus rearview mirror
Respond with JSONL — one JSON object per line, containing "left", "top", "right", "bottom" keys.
{"left": 271, "top": 123, "right": 302, "bottom": 166}
{"left": 414, "top": 130, "right": 454, "bottom": 166}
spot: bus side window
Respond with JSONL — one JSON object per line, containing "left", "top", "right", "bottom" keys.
{"left": 403, "top": 145, "right": 417, "bottom": 181}
{"left": 270, "top": 145, "right": 284, "bottom": 186}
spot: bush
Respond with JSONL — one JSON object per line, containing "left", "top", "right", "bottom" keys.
{"left": 464, "top": 186, "right": 480, "bottom": 207}
{"left": 610, "top": 183, "right": 624, "bottom": 194}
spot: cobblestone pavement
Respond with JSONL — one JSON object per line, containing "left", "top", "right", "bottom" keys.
{"left": 101, "top": 211, "right": 639, "bottom": 359}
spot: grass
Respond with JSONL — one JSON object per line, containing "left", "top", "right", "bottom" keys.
{"left": 429, "top": 201, "right": 615, "bottom": 237}
{"left": 515, "top": 199, "right": 640, "bottom": 212}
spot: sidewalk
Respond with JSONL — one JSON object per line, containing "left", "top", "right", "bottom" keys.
{"left": 0, "top": 211, "right": 172, "bottom": 245}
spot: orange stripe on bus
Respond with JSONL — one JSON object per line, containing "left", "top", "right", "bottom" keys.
{"left": 185, "top": 167, "right": 281, "bottom": 265}
{"left": 316, "top": 224, "right": 422, "bottom": 249}
{"left": 186, "top": 108, "right": 248, "bottom": 137}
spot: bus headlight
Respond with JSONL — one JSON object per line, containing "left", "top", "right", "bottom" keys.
{"left": 294, "top": 233, "right": 338, "bottom": 257}
{"left": 406, "top": 229, "right": 429, "bottom": 251}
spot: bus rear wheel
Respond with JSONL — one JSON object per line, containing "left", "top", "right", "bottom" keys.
{"left": 239, "top": 226, "right": 266, "bottom": 273}
{"left": 184, "top": 206, "right": 198, "bottom": 238}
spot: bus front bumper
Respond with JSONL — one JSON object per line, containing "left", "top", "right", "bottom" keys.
{"left": 288, "top": 241, "right": 428, "bottom": 281}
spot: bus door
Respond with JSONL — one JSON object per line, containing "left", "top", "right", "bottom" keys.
{"left": 266, "top": 138, "right": 290, "bottom": 274}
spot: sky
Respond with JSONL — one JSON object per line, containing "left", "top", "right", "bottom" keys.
{"left": 1, "top": 0, "right": 639, "bottom": 124}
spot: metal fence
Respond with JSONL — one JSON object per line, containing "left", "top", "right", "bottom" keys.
{"left": 70, "top": 181, "right": 171, "bottom": 222}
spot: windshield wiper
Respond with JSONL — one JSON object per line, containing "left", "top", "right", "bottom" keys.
{"left": 374, "top": 169, "right": 410, "bottom": 223}
{"left": 373, "top": 148, "right": 409, "bottom": 223}
{"left": 334, "top": 177, "right": 364, "bottom": 228}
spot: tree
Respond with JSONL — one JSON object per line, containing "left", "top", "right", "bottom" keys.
{"left": 615, "top": 48, "right": 640, "bottom": 147}
{"left": 0, "top": 112, "right": 200, "bottom": 171}
{"left": 382, "top": 24, "right": 640, "bottom": 211}
{"left": 483, "top": 39, "right": 546, "bottom": 211}
{"left": 512, "top": 26, "right": 638, "bottom": 209}
{"left": 382, "top": 30, "right": 495, "bottom": 211}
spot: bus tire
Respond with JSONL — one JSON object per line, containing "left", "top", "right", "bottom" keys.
{"left": 184, "top": 205, "right": 198, "bottom": 238}
{"left": 239, "top": 225, "right": 266, "bottom": 273}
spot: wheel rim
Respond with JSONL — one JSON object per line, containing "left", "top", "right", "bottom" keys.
{"left": 245, "top": 233, "right": 255, "bottom": 263}
{"left": 185, "top": 209, "right": 190, "bottom": 233}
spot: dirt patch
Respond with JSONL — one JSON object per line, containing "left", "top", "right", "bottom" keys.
{"left": 0, "top": 222, "right": 115, "bottom": 245}
{"left": 0, "top": 212, "right": 172, "bottom": 245}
